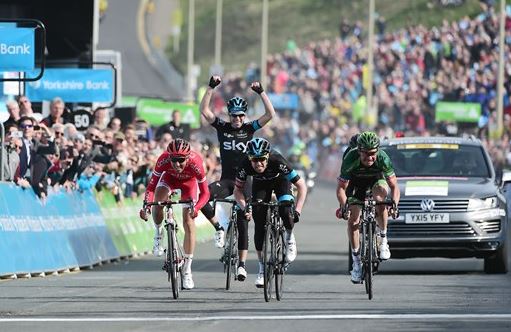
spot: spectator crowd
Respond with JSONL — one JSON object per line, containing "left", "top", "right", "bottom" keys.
{"left": 1, "top": 1, "right": 511, "bottom": 199}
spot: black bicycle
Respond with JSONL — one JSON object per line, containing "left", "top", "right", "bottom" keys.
{"left": 349, "top": 192, "right": 395, "bottom": 300}
{"left": 214, "top": 198, "right": 239, "bottom": 290}
{"left": 248, "top": 199, "right": 293, "bottom": 302}
{"left": 145, "top": 199, "right": 194, "bottom": 299}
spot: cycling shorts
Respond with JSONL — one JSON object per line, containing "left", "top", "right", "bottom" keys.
{"left": 347, "top": 178, "right": 388, "bottom": 204}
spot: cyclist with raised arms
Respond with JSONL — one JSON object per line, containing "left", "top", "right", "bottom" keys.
{"left": 335, "top": 131, "right": 400, "bottom": 284}
{"left": 233, "top": 137, "right": 307, "bottom": 287}
{"left": 199, "top": 75, "right": 276, "bottom": 282}
{"left": 139, "top": 139, "right": 210, "bottom": 290}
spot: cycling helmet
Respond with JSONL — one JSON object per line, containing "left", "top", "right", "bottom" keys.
{"left": 247, "top": 137, "right": 271, "bottom": 157}
{"left": 357, "top": 131, "right": 380, "bottom": 151}
{"left": 227, "top": 96, "right": 248, "bottom": 115}
{"left": 166, "top": 138, "right": 191, "bottom": 157}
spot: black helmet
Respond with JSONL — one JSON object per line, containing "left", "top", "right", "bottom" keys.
{"left": 227, "top": 96, "right": 248, "bottom": 115}
{"left": 247, "top": 137, "right": 271, "bottom": 157}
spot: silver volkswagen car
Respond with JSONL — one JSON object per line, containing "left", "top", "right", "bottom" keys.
{"left": 380, "top": 136, "right": 508, "bottom": 273}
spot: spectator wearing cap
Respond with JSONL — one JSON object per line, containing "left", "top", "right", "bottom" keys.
{"left": 155, "top": 110, "right": 190, "bottom": 140}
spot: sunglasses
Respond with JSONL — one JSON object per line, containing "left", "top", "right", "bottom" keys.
{"left": 171, "top": 157, "right": 187, "bottom": 164}
{"left": 359, "top": 149, "right": 378, "bottom": 157}
{"left": 249, "top": 156, "right": 268, "bottom": 163}
{"left": 55, "top": 132, "right": 64, "bottom": 136}
{"left": 20, "top": 124, "right": 33, "bottom": 129}
{"left": 230, "top": 114, "right": 245, "bottom": 119}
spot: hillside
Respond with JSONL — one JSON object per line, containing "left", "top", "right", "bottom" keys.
{"left": 168, "top": 0, "right": 483, "bottom": 81}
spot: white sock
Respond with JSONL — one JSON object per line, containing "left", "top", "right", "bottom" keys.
{"left": 183, "top": 254, "right": 193, "bottom": 274}
{"left": 154, "top": 224, "right": 163, "bottom": 238}
{"left": 352, "top": 247, "right": 361, "bottom": 264}
{"left": 258, "top": 258, "right": 264, "bottom": 274}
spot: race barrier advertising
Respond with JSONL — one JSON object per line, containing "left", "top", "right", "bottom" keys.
{"left": 0, "top": 183, "right": 216, "bottom": 279}
{"left": 0, "top": 183, "right": 118, "bottom": 277}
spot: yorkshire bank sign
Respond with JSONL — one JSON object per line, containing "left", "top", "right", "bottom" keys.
{"left": 26, "top": 68, "right": 114, "bottom": 103}
{"left": 0, "top": 27, "right": 35, "bottom": 71}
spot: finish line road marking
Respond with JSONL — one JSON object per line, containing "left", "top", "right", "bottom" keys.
{"left": 2, "top": 314, "right": 511, "bottom": 322}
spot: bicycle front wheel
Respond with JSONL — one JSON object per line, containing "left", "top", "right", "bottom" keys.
{"left": 275, "top": 230, "right": 286, "bottom": 301}
{"left": 364, "top": 222, "right": 374, "bottom": 300}
{"left": 225, "top": 221, "right": 238, "bottom": 290}
{"left": 263, "top": 225, "right": 275, "bottom": 302}
{"left": 168, "top": 226, "right": 180, "bottom": 299}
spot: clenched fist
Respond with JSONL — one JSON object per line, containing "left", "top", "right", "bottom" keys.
{"left": 209, "top": 76, "right": 221, "bottom": 89}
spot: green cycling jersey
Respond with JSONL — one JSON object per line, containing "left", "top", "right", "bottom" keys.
{"left": 339, "top": 148, "right": 395, "bottom": 182}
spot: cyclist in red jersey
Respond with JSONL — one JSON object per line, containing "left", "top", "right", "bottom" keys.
{"left": 139, "top": 139, "right": 210, "bottom": 290}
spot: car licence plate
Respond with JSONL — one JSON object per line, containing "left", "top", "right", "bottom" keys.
{"left": 405, "top": 213, "right": 449, "bottom": 224}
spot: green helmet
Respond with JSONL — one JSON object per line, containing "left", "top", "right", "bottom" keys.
{"left": 357, "top": 131, "right": 380, "bottom": 151}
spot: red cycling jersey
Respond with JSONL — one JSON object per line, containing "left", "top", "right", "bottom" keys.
{"left": 144, "top": 150, "right": 210, "bottom": 213}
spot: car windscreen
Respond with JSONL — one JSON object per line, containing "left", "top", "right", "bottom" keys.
{"left": 381, "top": 143, "right": 491, "bottom": 178}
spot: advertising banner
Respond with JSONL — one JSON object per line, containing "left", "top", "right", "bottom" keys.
{"left": 0, "top": 27, "right": 35, "bottom": 71}
{"left": 136, "top": 98, "right": 200, "bottom": 128}
{"left": 435, "top": 102, "right": 481, "bottom": 123}
{"left": 25, "top": 68, "right": 114, "bottom": 102}
{"left": 0, "top": 183, "right": 119, "bottom": 276}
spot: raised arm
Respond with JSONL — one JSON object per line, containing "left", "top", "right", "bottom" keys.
{"left": 251, "top": 82, "right": 276, "bottom": 128}
{"left": 200, "top": 76, "right": 222, "bottom": 124}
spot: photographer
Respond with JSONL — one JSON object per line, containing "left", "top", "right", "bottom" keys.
{"left": 17, "top": 117, "right": 57, "bottom": 198}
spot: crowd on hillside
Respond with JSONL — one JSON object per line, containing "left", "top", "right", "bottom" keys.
{"left": 1, "top": 1, "right": 511, "bottom": 199}
{"left": 207, "top": 1, "right": 511, "bottom": 175}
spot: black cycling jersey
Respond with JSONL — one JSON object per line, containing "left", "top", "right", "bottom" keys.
{"left": 236, "top": 150, "right": 300, "bottom": 183}
{"left": 211, "top": 117, "right": 261, "bottom": 180}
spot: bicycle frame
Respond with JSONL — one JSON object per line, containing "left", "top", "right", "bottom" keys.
{"left": 145, "top": 199, "right": 194, "bottom": 300}
{"left": 214, "top": 198, "right": 239, "bottom": 290}
{"left": 351, "top": 193, "right": 393, "bottom": 300}
{"left": 249, "top": 199, "right": 294, "bottom": 302}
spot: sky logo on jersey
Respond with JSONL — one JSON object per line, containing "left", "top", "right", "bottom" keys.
{"left": 223, "top": 140, "right": 247, "bottom": 151}
{"left": 0, "top": 27, "right": 35, "bottom": 71}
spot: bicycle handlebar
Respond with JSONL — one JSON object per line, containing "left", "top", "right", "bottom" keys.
{"left": 145, "top": 199, "right": 194, "bottom": 209}
{"left": 247, "top": 199, "right": 295, "bottom": 208}
{"left": 349, "top": 200, "right": 395, "bottom": 207}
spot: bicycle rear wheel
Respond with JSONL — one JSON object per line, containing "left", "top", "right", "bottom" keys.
{"left": 167, "top": 225, "right": 180, "bottom": 299}
{"left": 263, "top": 225, "right": 275, "bottom": 302}
{"left": 364, "top": 222, "right": 374, "bottom": 300}
{"left": 275, "top": 230, "right": 286, "bottom": 301}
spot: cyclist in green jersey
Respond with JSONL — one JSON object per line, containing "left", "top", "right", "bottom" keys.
{"left": 335, "top": 131, "right": 400, "bottom": 283}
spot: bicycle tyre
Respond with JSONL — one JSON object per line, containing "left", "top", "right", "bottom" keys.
{"left": 275, "top": 229, "right": 285, "bottom": 301}
{"left": 225, "top": 221, "right": 237, "bottom": 290}
{"left": 365, "top": 222, "right": 374, "bottom": 300}
{"left": 168, "top": 225, "right": 179, "bottom": 299}
{"left": 263, "top": 223, "right": 275, "bottom": 302}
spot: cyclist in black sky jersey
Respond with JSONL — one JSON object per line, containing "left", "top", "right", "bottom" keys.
{"left": 234, "top": 137, "right": 307, "bottom": 287}
{"left": 199, "top": 75, "right": 276, "bottom": 282}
